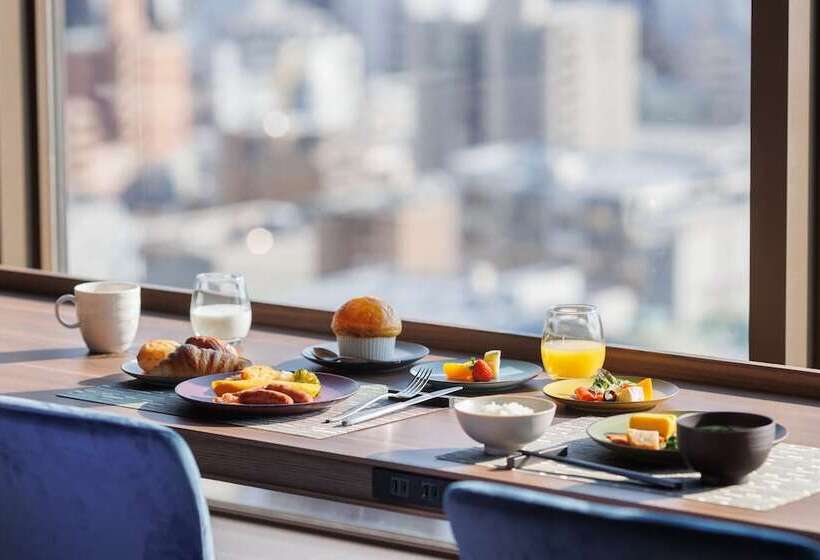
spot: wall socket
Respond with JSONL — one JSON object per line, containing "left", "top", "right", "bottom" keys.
{"left": 372, "top": 468, "right": 450, "bottom": 510}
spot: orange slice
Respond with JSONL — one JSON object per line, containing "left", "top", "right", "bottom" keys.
{"left": 443, "top": 362, "right": 474, "bottom": 382}
{"left": 638, "top": 378, "right": 653, "bottom": 400}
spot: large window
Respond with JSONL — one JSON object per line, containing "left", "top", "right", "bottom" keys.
{"left": 58, "top": 0, "right": 751, "bottom": 358}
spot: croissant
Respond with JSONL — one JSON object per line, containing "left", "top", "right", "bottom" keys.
{"left": 148, "top": 344, "right": 250, "bottom": 377}
{"left": 185, "top": 336, "right": 238, "bottom": 356}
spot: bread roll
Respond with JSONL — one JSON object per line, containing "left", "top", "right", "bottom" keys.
{"left": 137, "top": 340, "right": 180, "bottom": 372}
{"left": 331, "top": 296, "right": 402, "bottom": 338}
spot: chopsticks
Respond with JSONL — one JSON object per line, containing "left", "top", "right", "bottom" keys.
{"left": 500, "top": 445, "right": 684, "bottom": 490}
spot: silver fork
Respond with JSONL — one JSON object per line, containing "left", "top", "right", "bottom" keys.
{"left": 324, "top": 368, "right": 432, "bottom": 423}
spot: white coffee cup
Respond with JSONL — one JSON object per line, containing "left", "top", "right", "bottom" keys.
{"left": 55, "top": 281, "right": 141, "bottom": 353}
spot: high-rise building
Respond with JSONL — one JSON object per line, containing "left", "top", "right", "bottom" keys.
{"left": 64, "top": 96, "right": 107, "bottom": 195}
{"left": 541, "top": 1, "right": 639, "bottom": 150}
{"left": 218, "top": 131, "right": 321, "bottom": 204}
{"left": 481, "top": 1, "right": 545, "bottom": 144}
{"left": 405, "top": 0, "right": 640, "bottom": 169}
{"left": 214, "top": 1, "right": 364, "bottom": 137}
{"left": 325, "top": 0, "right": 407, "bottom": 74}
{"left": 317, "top": 184, "right": 460, "bottom": 275}
{"left": 109, "top": 0, "right": 193, "bottom": 162}
{"left": 404, "top": 10, "right": 485, "bottom": 170}
{"left": 638, "top": 0, "right": 750, "bottom": 124}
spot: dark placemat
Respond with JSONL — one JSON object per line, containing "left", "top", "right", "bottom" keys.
{"left": 438, "top": 417, "right": 820, "bottom": 511}
{"left": 58, "top": 381, "right": 446, "bottom": 439}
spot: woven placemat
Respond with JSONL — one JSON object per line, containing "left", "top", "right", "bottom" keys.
{"left": 58, "top": 382, "right": 445, "bottom": 439}
{"left": 438, "top": 417, "right": 820, "bottom": 511}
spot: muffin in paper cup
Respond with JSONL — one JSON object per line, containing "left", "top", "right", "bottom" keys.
{"left": 336, "top": 335, "right": 396, "bottom": 361}
{"left": 331, "top": 296, "right": 402, "bottom": 362}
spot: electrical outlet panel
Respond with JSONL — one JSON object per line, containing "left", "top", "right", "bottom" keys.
{"left": 372, "top": 468, "right": 450, "bottom": 510}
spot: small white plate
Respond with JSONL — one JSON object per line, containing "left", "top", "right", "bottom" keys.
{"left": 120, "top": 359, "right": 249, "bottom": 387}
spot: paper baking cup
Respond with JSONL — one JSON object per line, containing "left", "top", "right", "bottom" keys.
{"left": 336, "top": 336, "right": 396, "bottom": 361}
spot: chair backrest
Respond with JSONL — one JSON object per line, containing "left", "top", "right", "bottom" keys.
{"left": 0, "top": 396, "right": 213, "bottom": 560}
{"left": 445, "top": 480, "right": 820, "bottom": 560}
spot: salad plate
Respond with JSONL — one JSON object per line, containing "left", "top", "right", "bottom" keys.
{"left": 411, "top": 359, "right": 541, "bottom": 394}
{"left": 587, "top": 411, "right": 789, "bottom": 466}
{"left": 543, "top": 371, "right": 679, "bottom": 413}
{"left": 175, "top": 371, "right": 359, "bottom": 415}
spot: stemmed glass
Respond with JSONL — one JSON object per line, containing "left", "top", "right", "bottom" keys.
{"left": 190, "top": 273, "right": 252, "bottom": 344}
{"left": 541, "top": 304, "right": 605, "bottom": 379}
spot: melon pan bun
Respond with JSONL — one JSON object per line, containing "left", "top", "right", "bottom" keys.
{"left": 331, "top": 296, "right": 402, "bottom": 338}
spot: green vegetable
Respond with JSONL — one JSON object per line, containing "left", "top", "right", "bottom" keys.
{"left": 665, "top": 436, "right": 678, "bottom": 450}
{"left": 292, "top": 369, "right": 320, "bottom": 384}
{"left": 590, "top": 369, "right": 621, "bottom": 392}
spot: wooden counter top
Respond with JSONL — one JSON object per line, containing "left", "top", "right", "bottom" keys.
{"left": 2, "top": 291, "right": 819, "bottom": 543}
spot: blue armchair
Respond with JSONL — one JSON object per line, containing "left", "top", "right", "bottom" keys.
{"left": 0, "top": 395, "right": 213, "bottom": 560}
{"left": 445, "top": 480, "right": 820, "bottom": 560}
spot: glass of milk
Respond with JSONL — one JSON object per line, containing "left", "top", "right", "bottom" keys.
{"left": 190, "top": 273, "right": 252, "bottom": 344}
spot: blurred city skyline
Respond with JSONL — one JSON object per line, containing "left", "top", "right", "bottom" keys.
{"left": 61, "top": 0, "right": 751, "bottom": 358}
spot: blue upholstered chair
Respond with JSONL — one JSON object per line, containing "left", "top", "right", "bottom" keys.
{"left": 0, "top": 395, "right": 213, "bottom": 560}
{"left": 445, "top": 480, "right": 820, "bottom": 560}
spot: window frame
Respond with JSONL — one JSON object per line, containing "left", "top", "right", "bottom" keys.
{"left": 749, "top": 0, "right": 815, "bottom": 366}
{"left": 0, "top": 0, "right": 37, "bottom": 268}
{"left": 0, "top": 0, "right": 815, "bottom": 370}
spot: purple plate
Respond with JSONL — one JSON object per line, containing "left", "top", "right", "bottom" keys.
{"left": 174, "top": 371, "right": 360, "bottom": 415}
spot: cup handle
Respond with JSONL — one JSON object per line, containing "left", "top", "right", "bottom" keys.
{"left": 55, "top": 294, "right": 80, "bottom": 328}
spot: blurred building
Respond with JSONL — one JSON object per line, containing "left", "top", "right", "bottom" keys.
{"left": 674, "top": 202, "right": 749, "bottom": 325}
{"left": 110, "top": 0, "right": 194, "bottom": 162}
{"left": 317, "top": 182, "right": 460, "bottom": 275}
{"left": 140, "top": 200, "right": 318, "bottom": 296}
{"left": 449, "top": 142, "right": 553, "bottom": 268}
{"left": 64, "top": 96, "right": 107, "bottom": 195}
{"left": 639, "top": 0, "right": 750, "bottom": 124}
{"left": 542, "top": 1, "right": 639, "bottom": 150}
{"left": 406, "top": 0, "right": 639, "bottom": 169}
{"left": 324, "top": 0, "right": 407, "bottom": 73}
{"left": 449, "top": 130, "right": 748, "bottom": 342}
{"left": 218, "top": 131, "right": 321, "bottom": 204}
{"left": 214, "top": 1, "right": 364, "bottom": 136}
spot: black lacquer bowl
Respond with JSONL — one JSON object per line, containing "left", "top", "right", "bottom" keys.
{"left": 677, "top": 412, "right": 775, "bottom": 486}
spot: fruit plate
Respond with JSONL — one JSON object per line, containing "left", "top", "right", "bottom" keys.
{"left": 175, "top": 372, "right": 359, "bottom": 415}
{"left": 410, "top": 359, "right": 542, "bottom": 394}
{"left": 121, "top": 359, "right": 204, "bottom": 387}
{"left": 302, "top": 341, "right": 429, "bottom": 372}
{"left": 543, "top": 376, "right": 679, "bottom": 413}
{"left": 587, "top": 411, "right": 788, "bottom": 466}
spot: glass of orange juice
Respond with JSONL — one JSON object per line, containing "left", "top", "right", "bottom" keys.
{"left": 541, "top": 304, "right": 605, "bottom": 379}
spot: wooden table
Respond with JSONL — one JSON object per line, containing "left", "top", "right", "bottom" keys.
{"left": 2, "top": 291, "right": 820, "bottom": 543}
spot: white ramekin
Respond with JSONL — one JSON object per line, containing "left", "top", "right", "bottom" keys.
{"left": 336, "top": 335, "right": 396, "bottom": 361}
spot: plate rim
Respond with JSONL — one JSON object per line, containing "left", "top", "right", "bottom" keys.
{"left": 121, "top": 358, "right": 241, "bottom": 386}
{"left": 174, "top": 370, "right": 360, "bottom": 409}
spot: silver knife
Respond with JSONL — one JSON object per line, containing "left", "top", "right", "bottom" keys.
{"left": 340, "top": 386, "right": 462, "bottom": 426}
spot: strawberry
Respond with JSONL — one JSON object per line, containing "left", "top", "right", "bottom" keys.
{"left": 472, "top": 359, "right": 495, "bottom": 382}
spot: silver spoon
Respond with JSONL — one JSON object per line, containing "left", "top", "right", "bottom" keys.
{"left": 311, "top": 346, "right": 369, "bottom": 363}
